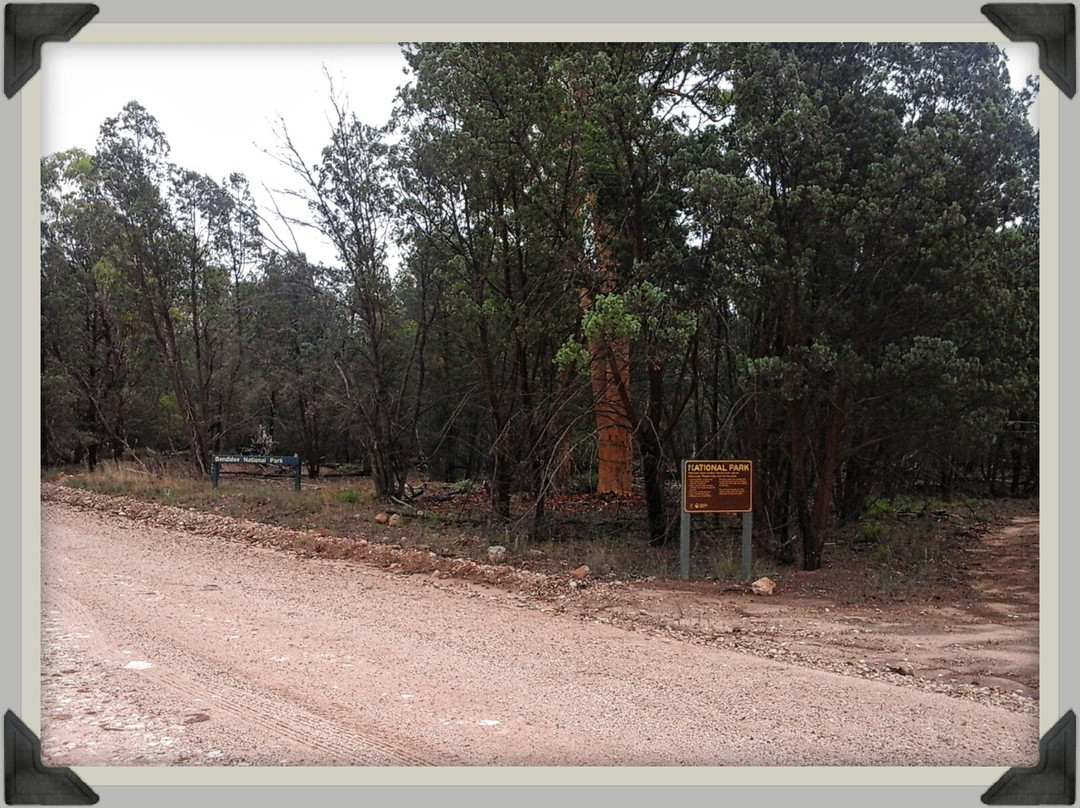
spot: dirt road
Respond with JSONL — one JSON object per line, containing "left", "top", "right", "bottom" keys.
{"left": 39, "top": 494, "right": 1039, "bottom": 768}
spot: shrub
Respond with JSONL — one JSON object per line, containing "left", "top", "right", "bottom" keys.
{"left": 871, "top": 542, "right": 893, "bottom": 563}
{"left": 716, "top": 557, "right": 742, "bottom": 580}
{"left": 859, "top": 520, "right": 886, "bottom": 543}
{"left": 450, "top": 478, "right": 476, "bottom": 495}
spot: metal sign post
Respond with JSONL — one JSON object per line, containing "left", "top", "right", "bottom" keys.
{"left": 680, "top": 509, "right": 691, "bottom": 579}
{"left": 680, "top": 460, "right": 754, "bottom": 580}
{"left": 741, "top": 511, "right": 753, "bottom": 580}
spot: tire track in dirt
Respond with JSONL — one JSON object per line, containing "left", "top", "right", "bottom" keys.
{"left": 44, "top": 586, "right": 456, "bottom": 766}
{"left": 39, "top": 491, "right": 1041, "bottom": 767}
{"left": 40, "top": 485, "right": 1040, "bottom": 713}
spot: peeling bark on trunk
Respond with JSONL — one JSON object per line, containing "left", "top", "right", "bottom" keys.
{"left": 579, "top": 199, "right": 634, "bottom": 497}
{"left": 591, "top": 336, "right": 634, "bottom": 495}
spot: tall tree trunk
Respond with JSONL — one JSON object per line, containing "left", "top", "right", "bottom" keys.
{"left": 579, "top": 198, "right": 634, "bottom": 496}
{"left": 475, "top": 317, "right": 512, "bottom": 519}
{"left": 641, "top": 354, "right": 669, "bottom": 545}
{"left": 787, "top": 401, "right": 820, "bottom": 571}
{"left": 776, "top": 460, "right": 797, "bottom": 564}
{"left": 810, "top": 384, "right": 849, "bottom": 551}
{"left": 369, "top": 437, "right": 397, "bottom": 501}
{"left": 529, "top": 459, "right": 547, "bottom": 540}
{"left": 592, "top": 336, "right": 634, "bottom": 494}
{"left": 128, "top": 248, "right": 212, "bottom": 476}
{"left": 489, "top": 448, "right": 513, "bottom": 520}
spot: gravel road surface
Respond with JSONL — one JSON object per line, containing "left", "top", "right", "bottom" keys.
{"left": 40, "top": 499, "right": 1040, "bottom": 767}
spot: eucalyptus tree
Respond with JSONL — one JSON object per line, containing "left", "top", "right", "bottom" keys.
{"left": 41, "top": 148, "right": 145, "bottom": 466}
{"left": 212, "top": 172, "right": 264, "bottom": 355}
{"left": 568, "top": 43, "right": 727, "bottom": 543}
{"left": 201, "top": 172, "right": 265, "bottom": 448}
{"left": 168, "top": 167, "right": 239, "bottom": 453}
{"left": 688, "top": 43, "right": 1038, "bottom": 569}
{"left": 244, "top": 251, "right": 349, "bottom": 477}
{"left": 392, "top": 236, "right": 489, "bottom": 486}
{"left": 395, "top": 43, "right": 590, "bottom": 527}
{"left": 273, "top": 92, "right": 420, "bottom": 499}
{"left": 92, "top": 101, "right": 230, "bottom": 473}
{"left": 396, "top": 43, "right": 733, "bottom": 541}
{"left": 81, "top": 101, "right": 269, "bottom": 472}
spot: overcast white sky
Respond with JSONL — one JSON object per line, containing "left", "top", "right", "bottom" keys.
{"left": 40, "top": 41, "right": 1041, "bottom": 270}
{"left": 42, "top": 43, "right": 410, "bottom": 267}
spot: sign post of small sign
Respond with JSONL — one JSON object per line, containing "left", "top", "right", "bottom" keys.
{"left": 210, "top": 454, "right": 302, "bottom": 491}
{"left": 679, "top": 460, "right": 754, "bottom": 580}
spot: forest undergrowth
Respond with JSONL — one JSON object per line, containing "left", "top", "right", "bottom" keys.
{"left": 43, "top": 461, "right": 1031, "bottom": 604}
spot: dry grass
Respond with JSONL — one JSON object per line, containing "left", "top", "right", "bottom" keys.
{"left": 43, "top": 461, "right": 1029, "bottom": 595}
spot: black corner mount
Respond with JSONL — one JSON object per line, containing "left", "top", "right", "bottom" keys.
{"left": 982, "top": 3, "right": 1076, "bottom": 98}
{"left": 4, "top": 3, "right": 99, "bottom": 99}
{"left": 982, "top": 709, "right": 1076, "bottom": 804}
{"left": 4, "top": 709, "right": 99, "bottom": 804}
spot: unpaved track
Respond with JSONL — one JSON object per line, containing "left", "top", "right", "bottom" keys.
{"left": 40, "top": 500, "right": 1039, "bottom": 767}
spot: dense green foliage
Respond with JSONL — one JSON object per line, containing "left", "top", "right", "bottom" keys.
{"left": 41, "top": 42, "right": 1038, "bottom": 569}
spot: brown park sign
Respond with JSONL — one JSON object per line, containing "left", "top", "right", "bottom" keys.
{"left": 682, "top": 460, "right": 753, "bottom": 513}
